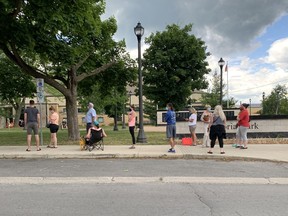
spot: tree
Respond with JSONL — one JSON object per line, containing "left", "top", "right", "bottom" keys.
{"left": 200, "top": 70, "right": 237, "bottom": 108}
{"left": 0, "top": 0, "right": 123, "bottom": 140}
{"left": 78, "top": 60, "right": 137, "bottom": 129}
{"left": 0, "top": 55, "right": 36, "bottom": 126}
{"left": 262, "top": 84, "right": 288, "bottom": 115}
{"left": 142, "top": 24, "right": 210, "bottom": 110}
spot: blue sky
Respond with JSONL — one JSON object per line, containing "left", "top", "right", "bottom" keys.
{"left": 103, "top": 0, "right": 288, "bottom": 104}
{"left": 250, "top": 15, "right": 288, "bottom": 59}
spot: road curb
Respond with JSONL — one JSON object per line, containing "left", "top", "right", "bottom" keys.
{"left": 0, "top": 153, "right": 287, "bottom": 163}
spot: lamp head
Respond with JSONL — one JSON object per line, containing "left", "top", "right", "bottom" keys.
{"left": 218, "top": 57, "right": 225, "bottom": 69}
{"left": 134, "top": 22, "right": 144, "bottom": 40}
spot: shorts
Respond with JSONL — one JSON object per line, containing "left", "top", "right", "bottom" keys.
{"left": 238, "top": 126, "right": 248, "bottom": 141}
{"left": 27, "top": 122, "right": 39, "bottom": 135}
{"left": 49, "top": 124, "right": 59, "bottom": 133}
{"left": 189, "top": 125, "right": 196, "bottom": 133}
{"left": 166, "top": 124, "right": 176, "bottom": 138}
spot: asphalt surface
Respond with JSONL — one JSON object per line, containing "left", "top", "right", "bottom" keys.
{"left": 1, "top": 159, "right": 288, "bottom": 216}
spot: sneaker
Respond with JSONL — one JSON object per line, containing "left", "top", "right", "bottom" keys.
{"left": 168, "top": 149, "right": 176, "bottom": 153}
{"left": 232, "top": 144, "right": 240, "bottom": 148}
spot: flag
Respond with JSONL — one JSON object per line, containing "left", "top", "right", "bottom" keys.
{"left": 225, "top": 62, "right": 228, "bottom": 72}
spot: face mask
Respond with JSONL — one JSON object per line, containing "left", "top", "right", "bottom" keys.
{"left": 207, "top": 108, "right": 211, "bottom": 112}
{"left": 166, "top": 107, "right": 169, "bottom": 110}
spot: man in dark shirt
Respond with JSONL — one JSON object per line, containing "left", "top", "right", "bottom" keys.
{"left": 24, "top": 100, "right": 41, "bottom": 151}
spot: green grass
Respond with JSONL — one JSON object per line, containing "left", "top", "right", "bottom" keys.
{"left": 0, "top": 127, "right": 167, "bottom": 146}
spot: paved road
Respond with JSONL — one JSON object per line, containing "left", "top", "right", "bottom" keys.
{"left": 0, "top": 159, "right": 288, "bottom": 216}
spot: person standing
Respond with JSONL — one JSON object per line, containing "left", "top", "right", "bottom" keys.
{"left": 237, "top": 103, "right": 250, "bottom": 149}
{"left": 47, "top": 106, "right": 59, "bottom": 148}
{"left": 24, "top": 100, "right": 41, "bottom": 151}
{"left": 85, "top": 102, "right": 97, "bottom": 132}
{"left": 165, "top": 103, "right": 176, "bottom": 153}
{"left": 186, "top": 107, "right": 197, "bottom": 146}
{"left": 208, "top": 105, "right": 226, "bottom": 154}
{"left": 128, "top": 105, "right": 136, "bottom": 149}
{"left": 201, "top": 105, "right": 212, "bottom": 148}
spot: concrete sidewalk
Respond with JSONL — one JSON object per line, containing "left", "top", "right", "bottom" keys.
{"left": 0, "top": 144, "right": 287, "bottom": 162}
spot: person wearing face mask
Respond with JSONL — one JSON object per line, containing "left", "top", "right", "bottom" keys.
{"left": 186, "top": 107, "right": 197, "bottom": 146}
{"left": 165, "top": 103, "right": 176, "bottom": 153}
{"left": 237, "top": 103, "right": 250, "bottom": 149}
{"left": 47, "top": 106, "right": 59, "bottom": 148}
{"left": 128, "top": 105, "right": 136, "bottom": 149}
{"left": 201, "top": 105, "right": 212, "bottom": 148}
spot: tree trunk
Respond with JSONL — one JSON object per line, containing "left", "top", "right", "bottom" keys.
{"left": 113, "top": 115, "right": 118, "bottom": 131}
{"left": 65, "top": 94, "right": 80, "bottom": 141}
{"left": 13, "top": 98, "right": 25, "bottom": 128}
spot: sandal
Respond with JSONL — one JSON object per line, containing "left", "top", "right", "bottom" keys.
{"left": 240, "top": 146, "right": 248, "bottom": 149}
{"left": 26, "top": 149, "right": 31, "bottom": 152}
{"left": 207, "top": 151, "right": 213, "bottom": 154}
{"left": 129, "top": 146, "right": 135, "bottom": 149}
{"left": 37, "top": 148, "right": 41, "bottom": 151}
{"left": 220, "top": 152, "right": 225, "bottom": 154}
{"left": 47, "top": 145, "right": 54, "bottom": 148}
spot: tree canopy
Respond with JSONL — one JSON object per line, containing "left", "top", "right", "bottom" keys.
{"left": 200, "top": 70, "right": 237, "bottom": 109}
{"left": 142, "top": 24, "right": 210, "bottom": 110}
{"left": 0, "top": 0, "right": 126, "bottom": 140}
{"left": 262, "top": 84, "right": 288, "bottom": 115}
{"left": 0, "top": 54, "right": 36, "bottom": 126}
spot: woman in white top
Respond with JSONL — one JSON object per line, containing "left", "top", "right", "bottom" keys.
{"left": 186, "top": 107, "right": 197, "bottom": 146}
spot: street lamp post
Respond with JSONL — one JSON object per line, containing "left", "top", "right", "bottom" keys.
{"left": 134, "top": 22, "right": 147, "bottom": 143}
{"left": 262, "top": 92, "right": 265, "bottom": 114}
{"left": 276, "top": 89, "right": 280, "bottom": 115}
{"left": 128, "top": 91, "right": 133, "bottom": 106}
{"left": 249, "top": 98, "right": 252, "bottom": 115}
{"left": 218, "top": 58, "right": 225, "bottom": 106}
{"left": 122, "top": 102, "right": 126, "bottom": 129}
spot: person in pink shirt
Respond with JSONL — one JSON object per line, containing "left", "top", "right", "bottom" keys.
{"left": 47, "top": 106, "right": 59, "bottom": 148}
{"left": 128, "top": 105, "right": 136, "bottom": 149}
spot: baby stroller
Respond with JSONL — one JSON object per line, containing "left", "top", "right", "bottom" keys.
{"left": 85, "top": 128, "right": 104, "bottom": 152}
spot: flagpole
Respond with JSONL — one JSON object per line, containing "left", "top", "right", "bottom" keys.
{"left": 226, "top": 62, "right": 229, "bottom": 108}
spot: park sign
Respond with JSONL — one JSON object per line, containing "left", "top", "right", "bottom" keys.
{"left": 36, "top": 78, "right": 45, "bottom": 103}
{"left": 157, "top": 110, "right": 288, "bottom": 138}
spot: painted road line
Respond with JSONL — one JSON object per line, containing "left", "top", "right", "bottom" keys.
{"left": 0, "top": 177, "right": 288, "bottom": 185}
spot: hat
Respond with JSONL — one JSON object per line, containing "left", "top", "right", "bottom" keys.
{"left": 242, "top": 103, "right": 249, "bottom": 108}
{"left": 93, "top": 120, "right": 99, "bottom": 126}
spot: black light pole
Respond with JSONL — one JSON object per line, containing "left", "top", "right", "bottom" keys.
{"left": 128, "top": 90, "right": 132, "bottom": 106}
{"left": 218, "top": 58, "right": 225, "bottom": 106}
{"left": 249, "top": 98, "right": 252, "bottom": 114}
{"left": 262, "top": 92, "right": 265, "bottom": 114}
{"left": 122, "top": 102, "right": 126, "bottom": 129}
{"left": 276, "top": 89, "right": 280, "bottom": 115}
{"left": 134, "top": 22, "right": 147, "bottom": 143}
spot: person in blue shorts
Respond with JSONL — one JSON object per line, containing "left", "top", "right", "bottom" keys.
{"left": 165, "top": 103, "right": 176, "bottom": 153}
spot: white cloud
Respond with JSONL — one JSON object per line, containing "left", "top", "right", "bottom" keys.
{"left": 103, "top": 0, "right": 288, "bottom": 104}
{"left": 267, "top": 37, "right": 288, "bottom": 70}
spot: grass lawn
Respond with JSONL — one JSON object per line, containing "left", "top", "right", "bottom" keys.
{"left": 0, "top": 126, "right": 168, "bottom": 146}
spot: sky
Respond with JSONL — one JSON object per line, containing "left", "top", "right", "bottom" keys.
{"left": 102, "top": 0, "right": 288, "bottom": 104}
